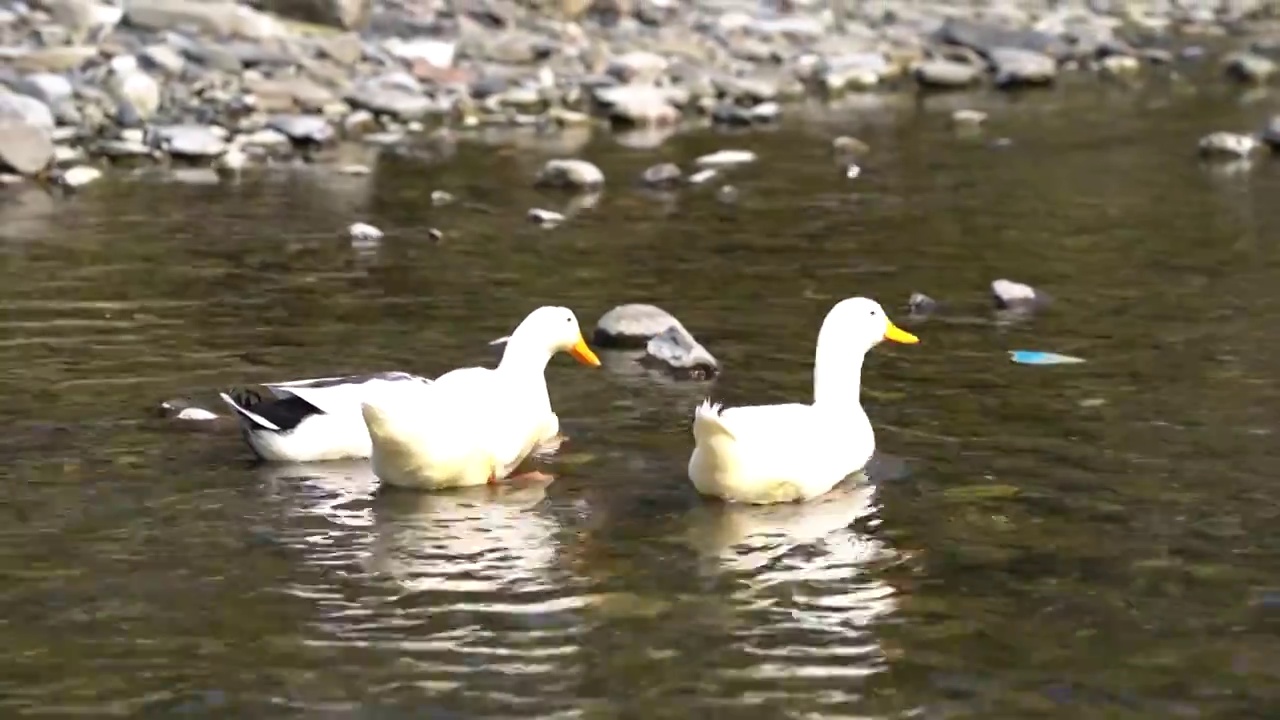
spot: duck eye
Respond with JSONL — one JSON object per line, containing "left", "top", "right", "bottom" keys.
{"left": 869, "top": 310, "right": 877, "bottom": 316}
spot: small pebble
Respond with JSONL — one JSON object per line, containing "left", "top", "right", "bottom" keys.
{"left": 687, "top": 168, "right": 718, "bottom": 185}
{"left": 716, "top": 185, "right": 739, "bottom": 204}
{"left": 845, "top": 163, "right": 861, "bottom": 179}
{"left": 528, "top": 208, "right": 565, "bottom": 228}
{"left": 430, "top": 190, "right": 455, "bottom": 206}
{"left": 338, "top": 164, "right": 371, "bottom": 175}
{"left": 951, "top": 109, "right": 988, "bottom": 126}
{"left": 426, "top": 227, "right": 444, "bottom": 242}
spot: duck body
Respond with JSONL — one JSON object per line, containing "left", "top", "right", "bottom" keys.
{"left": 687, "top": 297, "right": 919, "bottom": 505}
{"left": 220, "top": 371, "right": 433, "bottom": 463}
{"left": 689, "top": 400, "right": 874, "bottom": 504}
{"left": 361, "top": 306, "right": 601, "bottom": 491}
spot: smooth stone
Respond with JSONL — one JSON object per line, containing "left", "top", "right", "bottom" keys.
{"left": 348, "top": 222, "right": 382, "bottom": 241}
{"left": 57, "top": 164, "right": 101, "bottom": 188}
{"left": 151, "top": 124, "right": 227, "bottom": 158}
{"left": 0, "top": 92, "right": 54, "bottom": 174}
{"left": 95, "top": 138, "right": 154, "bottom": 158}
{"left": 937, "top": 18, "right": 1072, "bottom": 61}
{"left": 908, "top": 292, "right": 938, "bottom": 316}
{"left": 991, "top": 47, "right": 1057, "bottom": 89}
{"left": 914, "top": 59, "right": 982, "bottom": 88}
{"left": 592, "top": 84, "right": 679, "bottom": 126}
{"left": 157, "top": 398, "right": 220, "bottom": 421}
{"left": 527, "top": 208, "right": 565, "bottom": 227}
{"left": 534, "top": 158, "right": 604, "bottom": 189}
{"left": 1198, "top": 131, "right": 1259, "bottom": 158}
{"left": 593, "top": 303, "right": 683, "bottom": 348}
{"left": 694, "top": 149, "right": 756, "bottom": 168}
{"left": 640, "top": 325, "right": 719, "bottom": 379}
{"left": 991, "top": 278, "right": 1050, "bottom": 311}
{"left": 345, "top": 82, "right": 433, "bottom": 121}
{"left": 640, "top": 162, "right": 682, "bottom": 187}
{"left": 267, "top": 114, "right": 336, "bottom": 144}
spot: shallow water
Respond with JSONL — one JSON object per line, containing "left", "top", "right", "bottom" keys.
{"left": 4, "top": 81, "right": 1280, "bottom": 718}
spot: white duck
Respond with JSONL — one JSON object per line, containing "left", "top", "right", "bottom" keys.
{"left": 687, "top": 297, "right": 919, "bottom": 505}
{"left": 360, "top": 305, "right": 601, "bottom": 490}
{"left": 219, "top": 371, "right": 434, "bottom": 463}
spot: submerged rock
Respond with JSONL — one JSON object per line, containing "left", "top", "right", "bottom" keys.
{"left": 348, "top": 221, "right": 382, "bottom": 241}
{"left": 907, "top": 292, "right": 938, "bottom": 316}
{"left": 527, "top": 208, "right": 565, "bottom": 227}
{"left": 694, "top": 150, "right": 756, "bottom": 169}
{"left": 1223, "top": 51, "right": 1276, "bottom": 84}
{"left": 593, "top": 303, "right": 684, "bottom": 348}
{"left": 991, "top": 278, "right": 1050, "bottom": 312}
{"left": 157, "top": 398, "right": 219, "bottom": 421}
{"left": 1199, "top": 131, "right": 1260, "bottom": 159}
{"left": 640, "top": 162, "right": 682, "bottom": 187}
{"left": 641, "top": 325, "right": 719, "bottom": 380}
{"left": 535, "top": 158, "right": 604, "bottom": 189}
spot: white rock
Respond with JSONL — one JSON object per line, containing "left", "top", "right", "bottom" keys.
{"left": 535, "top": 158, "right": 604, "bottom": 189}
{"left": 348, "top": 222, "right": 383, "bottom": 241}
{"left": 59, "top": 165, "right": 101, "bottom": 188}
{"left": 527, "top": 208, "right": 565, "bottom": 228}
{"left": 695, "top": 149, "right": 757, "bottom": 168}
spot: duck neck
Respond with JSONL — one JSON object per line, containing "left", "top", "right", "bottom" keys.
{"left": 813, "top": 349, "right": 864, "bottom": 410}
{"left": 812, "top": 318, "right": 870, "bottom": 410}
{"left": 497, "top": 334, "right": 553, "bottom": 376}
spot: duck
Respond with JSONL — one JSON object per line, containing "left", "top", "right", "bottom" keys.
{"left": 360, "top": 305, "right": 601, "bottom": 490}
{"left": 219, "top": 371, "right": 434, "bottom": 463}
{"left": 687, "top": 296, "right": 919, "bottom": 505}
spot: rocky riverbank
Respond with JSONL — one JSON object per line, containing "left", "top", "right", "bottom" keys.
{"left": 3, "top": 0, "right": 1280, "bottom": 187}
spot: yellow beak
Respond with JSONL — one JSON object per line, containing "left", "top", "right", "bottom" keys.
{"left": 884, "top": 320, "right": 920, "bottom": 345}
{"left": 569, "top": 335, "right": 602, "bottom": 367}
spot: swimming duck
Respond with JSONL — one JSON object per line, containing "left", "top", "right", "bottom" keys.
{"left": 687, "top": 297, "right": 919, "bottom": 504}
{"left": 220, "top": 371, "right": 434, "bottom": 463}
{"left": 360, "top": 305, "right": 601, "bottom": 490}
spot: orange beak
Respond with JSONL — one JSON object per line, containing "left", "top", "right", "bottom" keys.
{"left": 884, "top": 320, "right": 920, "bottom": 344}
{"left": 568, "top": 335, "right": 601, "bottom": 367}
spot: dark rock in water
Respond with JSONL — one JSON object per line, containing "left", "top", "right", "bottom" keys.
{"left": 641, "top": 325, "right": 719, "bottom": 380}
{"left": 593, "top": 303, "right": 683, "bottom": 348}
{"left": 908, "top": 292, "right": 938, "bottom": 316}
{"left": 991, "top": 278, "right": 1050, "bottom": 311}
{"left": 157, "top": 398, "right": 219, "bottom": 421}
{"left": 641, "top": 162, "right": 681, "bottom": 187}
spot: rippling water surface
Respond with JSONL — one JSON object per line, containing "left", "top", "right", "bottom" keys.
{"left": 3, "top": 83, "right": 1280, "bottom": 718}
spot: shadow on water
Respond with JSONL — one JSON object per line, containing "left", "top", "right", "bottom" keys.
{"left": 3, "top": 83, "right": 1280, "bottom": 717}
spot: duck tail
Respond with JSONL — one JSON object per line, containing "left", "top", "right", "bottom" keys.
{"left": 692, "top": 399, "right": 735, "bottom": 445}
{"left": 218, "top": 391, "right": 280, "bottom": 431}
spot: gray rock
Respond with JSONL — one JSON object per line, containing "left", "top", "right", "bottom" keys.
{"left": 15, "top": 73, "right": 73, "bottom": 106}
{"left": 991, "top": 47, "right": 1057, "bottom": 89}
{"left": 592, "top": 84, "right": 679, "bottom": 126}
{"left": 107, "top": 56, "right": 161, "bottom": 121}
{"left": 641, "top": 325, "right": 719, "bottom": 379}
{"left": 535, "top": 158, "right": 604, "bottom": 189}
{"left": 907, "top": 292, "right": 937, "bottom": 316}
{"left": 641, "top": 162, "right": 681, "bottom": 187}
{"left": 593, "top": 303, "right": 682, "bottom": 348}
{"left": 1198, "top": 131, "right": 1259, "bottom": 158}
{"left": 607, "top": 51, "right": 669, "bottom": 84}
{"left": 267, "top": 114, "right": 336, "bottom": 144}
{"left": 991, "top": 278, "right": 1050, "bottom": 312}
{"left": 0, "top": 92, "right": 54, "bottom": 175}
{"left": 94, "top": 138, "right": 154, "bottom": 159}
{"left": 151, "top": 124, "right": 227, "bottom": 159}
{"left": 937, "top": 18, "right": 1072, "bottom": 61}
{"left": 1224, "top": 51, "right": 1276, "bottom": 84}
{"left": 914, "top": 60, "right": 982, "bottom": 89}
{"left": 141, "top": 43, "right": 186, "bottom": 75}
{"left": 56, "top": 164, "right": 101, "bottom": 188}
{"left": 345, "top": 80, "right": 433, "bottom": 121}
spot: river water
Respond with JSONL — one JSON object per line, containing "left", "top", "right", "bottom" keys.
{"left": 2, "top": 80, "right": 1280, "bottom": 718}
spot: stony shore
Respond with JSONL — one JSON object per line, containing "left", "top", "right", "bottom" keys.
{"left": 2, "top": 0, "right": 1280, "bottom": 187}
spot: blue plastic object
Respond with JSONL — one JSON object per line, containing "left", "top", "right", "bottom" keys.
{"left": 1009, "top": 350, "right": 1086, "bottom": 365}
